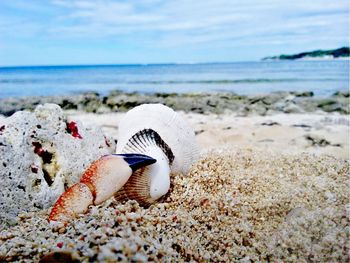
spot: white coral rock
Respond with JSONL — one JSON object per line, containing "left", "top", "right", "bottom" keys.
{"left": 0, "top": 104, "right": 115, "bottom": 225}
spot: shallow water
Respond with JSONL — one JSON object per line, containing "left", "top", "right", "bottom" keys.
{"left": 0, "top": 60, "right": 348, "bottom": 98}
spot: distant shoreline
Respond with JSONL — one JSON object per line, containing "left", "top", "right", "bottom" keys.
{"left": 262, "top": 47, "right": 350, "bottom": 61}
{"left": 263, "top": 57, "right": 350, "bottom": 61}
{"left": 264, "top": 57, "right": 350, "bottom": 61}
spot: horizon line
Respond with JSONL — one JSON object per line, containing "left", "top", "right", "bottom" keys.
{"left": 0, "top": 60, "right": 262, "bottom": 69}
{"left": 0, "top": 59, "right": 342, "bottom": 69}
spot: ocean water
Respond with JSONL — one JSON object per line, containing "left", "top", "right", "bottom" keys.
{"left": 0, "top": 61, "right": 348, "bottom": 98}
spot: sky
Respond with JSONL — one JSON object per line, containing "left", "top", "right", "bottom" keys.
{"left": 0, "top": 0, "right": 349, "bottom": 66}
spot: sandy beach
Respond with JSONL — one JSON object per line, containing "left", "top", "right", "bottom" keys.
{"left": 68, "top": 110, "right": 349, "bottom": 158}
{"left": 0, "top": 91, "right": 349, "bottom": 262}
{"left": 1, "top": 0, "right": 349, "bottom": 260}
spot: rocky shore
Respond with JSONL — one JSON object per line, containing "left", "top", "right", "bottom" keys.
{"left": 0, "top": 90, "right": 349, "bottom": 116}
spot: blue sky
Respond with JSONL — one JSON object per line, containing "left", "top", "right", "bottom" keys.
{"left": 0, "top": 0, "right": 348, "bottom": 66}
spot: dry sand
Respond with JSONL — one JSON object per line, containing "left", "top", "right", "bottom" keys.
{"left": 0, "top": 111, "right": 349, "bottom": 262}
{"left": 68, "top": 111, "right": 349, "bottom": 158}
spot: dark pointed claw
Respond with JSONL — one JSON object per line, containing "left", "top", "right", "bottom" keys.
{"left": 114, "top": 153, "right": 156, "bottom": 172}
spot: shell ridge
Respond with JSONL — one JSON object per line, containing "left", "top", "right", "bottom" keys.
{"left": 148, "top": 129, "right": 156, "bottom": 147}
{"left": 114, "top": 187, "right": 129, "bottom": 202}
{"left": 123, "top": 130, "right": 149, "bottom": 154}
{"left": 140, "top": 130, "right": 151, "bottom": 148}
{"left": 142, "top": 129, "right": 153, "bottom": 147}
{"left": 129, "top": 137, "right": 144, "bottom": 152}
{"left": 123, "top": 144, "right": 138, "bottom": 154}
{"left": 122, "top": 167, "right": 153, "bottom": 206}
{"left": 136, "top": 132, "right": 148, "bottom": 150}
{"left": 124, "top": 129, "right": 175, "bottom": 166}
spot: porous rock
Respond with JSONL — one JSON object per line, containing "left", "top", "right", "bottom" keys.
{"left": 0, "top": 104, "right": 116, "bottom": 225}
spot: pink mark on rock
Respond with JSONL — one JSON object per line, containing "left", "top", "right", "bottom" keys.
{"left": 56, "top": 242, "right": 63, "bottom": 248}
{"left": 32, "top": 142, "right": 44, "bottom": 156}
{"left": 66, "top": 121, "right": 82, "bottom": 139}
{"left": 32, "top": 142, "right": 53, "bottom": 163}
{"left": 31, "top": 165, "right": 39, "bottom": 174}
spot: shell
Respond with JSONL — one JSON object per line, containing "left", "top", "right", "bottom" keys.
{"left": 115, "top": 104, "right": 199, "bottom": 205}
{"left": 48, "top": 104, "right": 200, "bottom": 222}
{"left": 116, "top": 104, "right": 199, "bottom": 174}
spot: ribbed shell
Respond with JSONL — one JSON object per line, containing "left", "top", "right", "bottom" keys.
{"left": 116, "top": 104, "right": 199, "bottom": 174}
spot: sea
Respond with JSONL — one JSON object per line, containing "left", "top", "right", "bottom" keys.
{"left": 0, "top": 60, "right": 348, "bottom": 98}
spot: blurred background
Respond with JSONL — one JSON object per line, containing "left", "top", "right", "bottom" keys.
{"left": 0, "top": 0, "right": 349, "bottom": 97}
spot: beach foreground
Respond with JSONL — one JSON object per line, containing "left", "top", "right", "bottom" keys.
{"left": 0, "top": 149, "right": 348, "bottom": 261}
{"left": 0, "top": 92, "right": 349, "bottom": 262}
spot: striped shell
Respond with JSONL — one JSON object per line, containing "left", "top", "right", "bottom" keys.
{"left": 116, "top": 104, "right": 199, "bottom": 174}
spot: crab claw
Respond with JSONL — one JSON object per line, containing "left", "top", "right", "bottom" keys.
{"left": 48, "top": 154, "right": 156, "bottom": 223}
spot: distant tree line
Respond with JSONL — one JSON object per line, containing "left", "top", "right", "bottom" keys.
{"left": 263, "top": 47, "right": 350, "bottom": 60}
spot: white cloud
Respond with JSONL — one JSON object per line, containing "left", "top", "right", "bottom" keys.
{"left": 45, "top": 0, "right": 348, "bottom": 46}
{"left": 0, "top": 0, "right": 348, "bottom": 62}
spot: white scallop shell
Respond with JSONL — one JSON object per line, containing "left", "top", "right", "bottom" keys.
{"left": 116, "top": 104, "right": 199, "bottom": 174}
